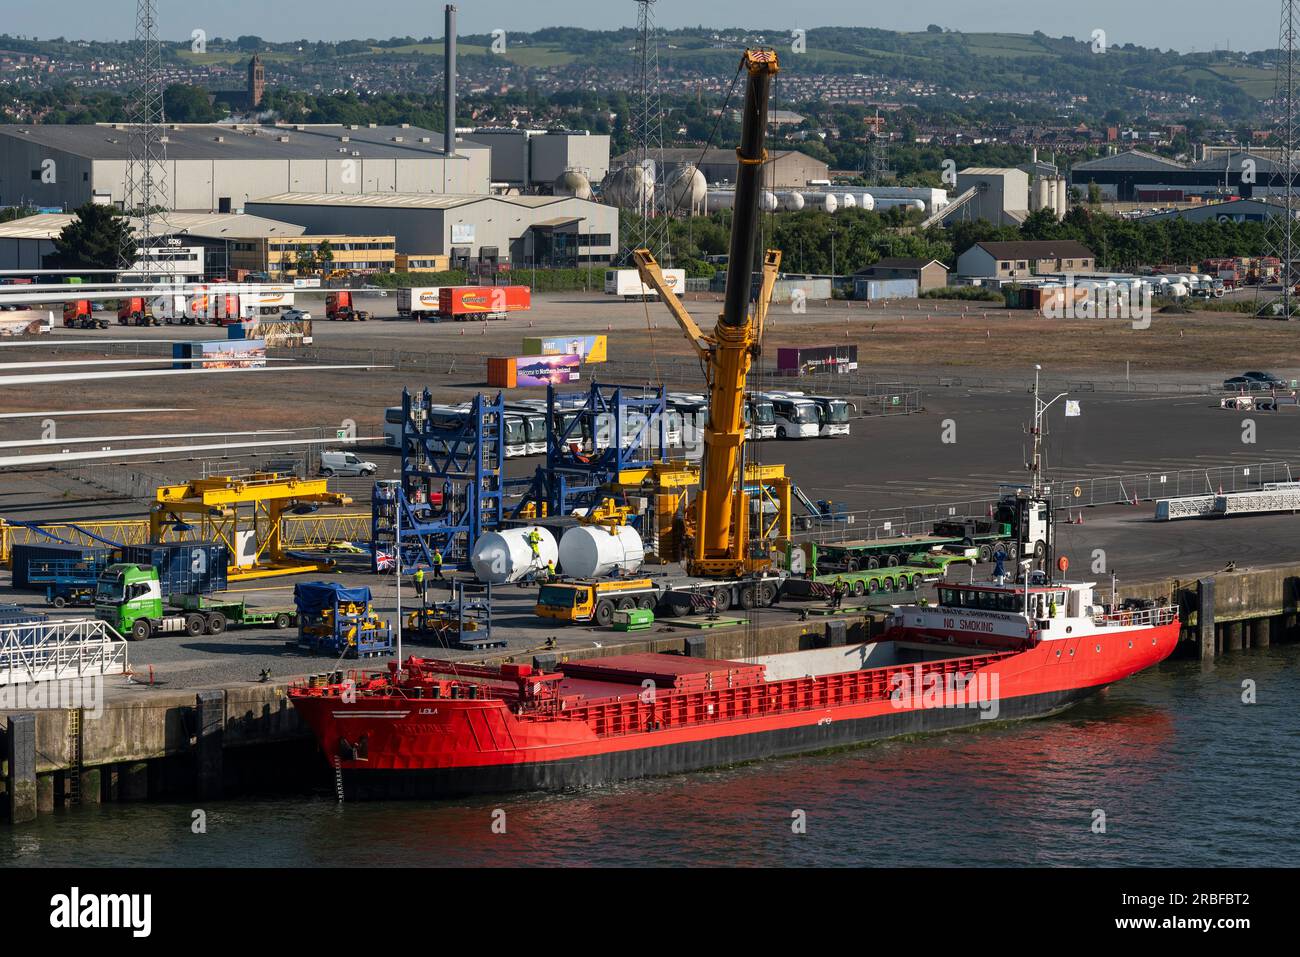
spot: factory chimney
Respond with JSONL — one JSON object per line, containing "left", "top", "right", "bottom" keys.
{"left": 444, "top": 4, "right": 456, "bottom": 157}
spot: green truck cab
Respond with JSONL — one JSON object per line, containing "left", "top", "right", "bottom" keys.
{"left": 94, "top": 564, "right": 295, "bottom": 640}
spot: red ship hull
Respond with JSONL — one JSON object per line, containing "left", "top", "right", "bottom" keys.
{"left": 289, "top": 622, "right": 1180, "bottom": 800}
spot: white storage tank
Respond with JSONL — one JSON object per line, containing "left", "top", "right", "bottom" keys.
{"left": 558, "top": 525, "right": 645, "bottom": 579}
{"left": 470, "top": 526, "right": 558, "bottom": 584}
{"left": 841, "top": 193, "right": 857, "bottom": 209}
{"left": 858, "top": 192, "right": 875, "bottom": 211}
{"left": 821, "top": 193, "right": 838, "bottom": 213}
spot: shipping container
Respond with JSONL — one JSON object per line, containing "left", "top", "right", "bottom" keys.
{"left": 487, "top": 357, "right": 518, "bottom": 389}
{"left": 522, "top": 334, "right": 607, "bottom": 363}
{"left": 120, "top": 542, "right": 229, "bottom": 597}
{"left": 852, "top": 278, "right": 918, "bottom": 301}
{"left": 440, "top": 286, "right": 531, "bottom": 319}
{"left": 397, "top": 286, "right": 443, "bottom": 320}
{"left": 10, "top": 544, "right": 114, "bottom": 591}
{"left": 776, "top": 346, "right": 859, "bottom": 376}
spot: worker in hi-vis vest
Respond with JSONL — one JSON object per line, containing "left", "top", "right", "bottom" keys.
{"left": 527, "top": 528, "right": 542, "bottom": 559}
{"left": 432, "top": 548, "right": 444, "bottom": 580}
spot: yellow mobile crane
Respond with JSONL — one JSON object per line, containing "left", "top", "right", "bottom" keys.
{"left": 633, "top": 48, "right": 782, "bottom": 579}
{"left": 533, "top": 49, "right": 787, "bottom": 627}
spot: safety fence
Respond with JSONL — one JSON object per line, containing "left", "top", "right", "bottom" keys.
{"left": 0, "top": 512, "right": 372, "bottom": 566}
{"left": 799, "top": 460, "right": 1296, "bottom": 544}
{"left": 0, "top": 618, "right": 129, "bottom": 686}
{"left": 93, "top": 327, "right": 1234, "bottom": 396}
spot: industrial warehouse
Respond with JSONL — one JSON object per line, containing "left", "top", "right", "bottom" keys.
{"left": 0, "top": 0, "right": 1294, "bottom": 908}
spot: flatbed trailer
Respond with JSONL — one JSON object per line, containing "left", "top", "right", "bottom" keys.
{"left": 169, "top": 593, "right": 297, "bottom": 630}
{"left": 782, "top": 562, "right": 940, "bottom": 599}
{"left": 535, "top": 572, "right": 785, "bottom": 626}
{"left": 816, "top": 522, "right": 1010, "bottom": 569}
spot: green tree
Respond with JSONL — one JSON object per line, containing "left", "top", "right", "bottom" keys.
{"left": 163, "top": 84, "right": 218, "bottom": 122}
{"left": 44, "top": 202, "right": 133, "bottom": 269}
{"left": 294, "top": 246, "right": 318, "bottom": 275}
{"left": 316, "top": 239, "right": 335, "bottom": 270}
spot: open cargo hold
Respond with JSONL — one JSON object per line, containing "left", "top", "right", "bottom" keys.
{"left": 522, "top": 334, "right": 607, "bottom": 363}
{"left": 439, "top": 285, "right": 531, "bottom": 319}
{"left": 10, "top": 545, "right": 114, "bottom": 590}
{"left": 120, "top": 542, "right": 229, "bottom": 596}
{"left": 488, "top": 354, "right": 582, "bottom": 388}
{"left": 776, "top": 345, "right": 858, "bottom": 376}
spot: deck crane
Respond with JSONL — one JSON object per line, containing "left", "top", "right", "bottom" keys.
{"left": 633, "top": 48, "right": 782, "bottom": 579}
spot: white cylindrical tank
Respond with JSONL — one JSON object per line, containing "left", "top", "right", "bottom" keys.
{"left": 554, "top": 169, "right": 594, "bottom": 200}
{"left": 760, "top": 190, "right": 779, "bottom": 212}
{"left": 470, "top": 526, "right": 558, "bottom": 584}
{"left": 1034, "top": 177, "right": 1050, "bottom": 212}
{"left": 821, "top": 193, "right": 838, "bottom": 213}
{"left": 1055, "top": 176, "right": 1069, "bottom": 219}
{"left": 558, "top": 525, "right": 645, "bottom": 579}
{"left": 841, "top": 193, "right": 857, "bottom": 209}
{"left": 781, "top": 191, "right": 805, "bottom": 211}
{"left": 858, "top": 192, "right": 875, "bottom": 211}
{"left": 705, "top": 189, "right": 735, "bottom": 212}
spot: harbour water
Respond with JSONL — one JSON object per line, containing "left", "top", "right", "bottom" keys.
{"left": 4, "top": 645, "right": 1296, "bottom": 867}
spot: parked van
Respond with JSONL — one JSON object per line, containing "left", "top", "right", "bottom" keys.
{"left": 320, "top": 450, "right": 377, "bottom": 477}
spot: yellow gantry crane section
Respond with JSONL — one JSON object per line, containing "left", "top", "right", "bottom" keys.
{"left": 150, "top": 473, "right": 353, "bottom": 580}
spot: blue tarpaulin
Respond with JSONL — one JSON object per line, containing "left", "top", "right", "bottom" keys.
{"left": 294, "top": 582, "right": 372, "bottom": 613}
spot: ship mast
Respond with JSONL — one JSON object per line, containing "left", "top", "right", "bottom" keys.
{"left": 1029, "top": 364, "right": 1067, "bottom": 497}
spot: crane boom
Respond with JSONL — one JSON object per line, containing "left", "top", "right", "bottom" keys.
{"left": 633, "top": 48, "right": 780, "bottom": 578}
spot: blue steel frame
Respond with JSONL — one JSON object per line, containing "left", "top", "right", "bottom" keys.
{"left": 370, "top": 388, "right": 505, "bottom": 572}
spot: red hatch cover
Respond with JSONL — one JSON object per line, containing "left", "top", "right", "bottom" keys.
{"left": 558, "top": 654, "right": 766, "bottom": 693}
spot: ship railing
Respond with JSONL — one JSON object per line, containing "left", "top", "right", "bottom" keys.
{"left": 557, "top": 650, "right": 1017, "bottom": 738}
{"left": 1094, "top": 605, "right": 1178, "bottom": 629}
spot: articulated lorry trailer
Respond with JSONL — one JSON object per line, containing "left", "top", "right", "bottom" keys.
{"left": 535, "top": 573, "right": 784, "bottom": 626}
{"left": 814, "top": 517, "right": 1013, "bottom": 570}
{"left": 95, "top": 564, "right": 296, "bottom": 640}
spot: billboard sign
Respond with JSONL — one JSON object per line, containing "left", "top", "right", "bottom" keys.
{"left": 515, "top": 354, "right": 582, "bottom": 387}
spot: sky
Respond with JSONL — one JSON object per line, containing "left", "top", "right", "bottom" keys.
{"left": 0, "top": 1, "right": 1283, "bottom": 54}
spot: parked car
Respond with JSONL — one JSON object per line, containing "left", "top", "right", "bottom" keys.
{"left": 320, "top": 450, "right": 377, "bottom": 477}
{"left": 1242, "top": 371, "right": 1288, "bottom": 389}
{"left": 1224, "top": 376, "right": 1267, "bottom": 391}
{"left": 284, "top": 308, "right": 312, "bottom": 322}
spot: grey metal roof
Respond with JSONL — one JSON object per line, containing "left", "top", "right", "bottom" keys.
{"left": 0, "top": 211, "right": 304, "bottom": 240}
{"left": 1071, "top": 150, "right": 1185, "bottom": 173}
{"left": 1187, "top": 151, "right": 1290, "bottom": 174}
{"left": 973, "top": 240, "right": 1096, "bottom": 260}
{"left": 0, "top": 123, "right": 483, "bottom": 161}
{"left": 248, "top": 192, "right": 598, "bottom": 210}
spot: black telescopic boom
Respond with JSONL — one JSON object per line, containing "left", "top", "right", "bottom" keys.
{"left": 720, "top": 51, "right": 778, "bottom": 329}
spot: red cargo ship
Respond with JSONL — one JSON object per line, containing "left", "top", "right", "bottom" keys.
{"left": 289, "top": 574, "right": 1179, "bottom": 800}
